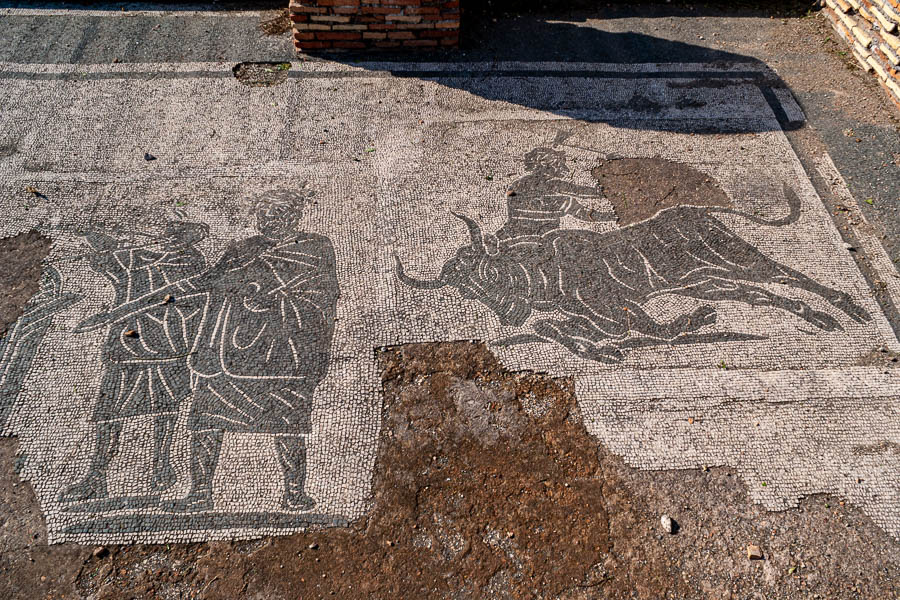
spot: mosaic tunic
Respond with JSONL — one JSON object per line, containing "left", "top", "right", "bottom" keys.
{"left": 187, "top": 233, "right": 339, "bottom": 434}
{"left": 90, "top": 233, "right": 208, "bottom": 422}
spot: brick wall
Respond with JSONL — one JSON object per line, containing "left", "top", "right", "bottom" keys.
{"left": 822, "top": 0, "right": 900, "bottom": 111}
{"left": 290, "top": 0, "right": 460, "bottom": 51}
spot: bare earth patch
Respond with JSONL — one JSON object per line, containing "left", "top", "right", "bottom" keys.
{"left": 259, "top": 8, "right": 291, "bottom": 37}
{"left": 0, "top": 231, "right": 50, "bottom": 337}
{"left": 232, "top": 61, "right": 291, "bottom": 87}
{"left": 1, "top": 342, "right": 898, "bottom": 599}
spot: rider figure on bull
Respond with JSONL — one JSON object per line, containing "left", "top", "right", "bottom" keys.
{"left": 498, "top": 147, "right": 607, "bottom": 240}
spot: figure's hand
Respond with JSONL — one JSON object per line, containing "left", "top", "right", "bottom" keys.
{"left": 74, "top": 312, "right": 113, "bottom": 333}
{"left": 241, "top": 293, "right": 272, "bottom": 313}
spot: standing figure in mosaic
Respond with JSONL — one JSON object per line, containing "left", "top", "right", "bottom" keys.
{"left": 171, "top": 189, "right": 339, "bottom": 512}
{"left": 59, "top": 221, "right": 209, "bottom": 503}
{"left": 0, "top": 265, "right": 81, "bottom": 431}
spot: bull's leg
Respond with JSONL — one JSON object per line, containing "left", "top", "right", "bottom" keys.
{"left": 769, "top": 270, "right": 870, "bottom": 324}
{"left": 533, "top": 316, "right": 625, "bottom": 363}
{"left": 619, "top": 301, "right": 717, "bottom": 340}
{"left": 689, "top": 231, "right": 870, "bottom": 324}
{"left": 681, "top": 278, "right": 843, "bottom": 331}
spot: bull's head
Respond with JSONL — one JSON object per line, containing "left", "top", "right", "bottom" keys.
{"left": 395, "top": 212, "right": 533, "bottom": 327}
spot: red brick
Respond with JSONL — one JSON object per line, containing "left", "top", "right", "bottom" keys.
{"left": 368, "top": 23, "right": 399, "bottom": 30}
{"left": 403, "top": 39, "right": 439, "bottom": 46}
{"left": 418, "top": 29, "right": 458, "bottom": 38}
{"left": 374, "top": 41, "right": 402, "bottom": 48}
{"left": 291, "top": 6, "right": 327, "bottom": 14}
{"left": 405, "top": 6, "right": 440, "bottom": 14}
{"left": 331, "top": 41, "right": 367, "bottom": 48}
{"left": 297, "top": 41, "right": 334, "bottom": 49}
{"left": 290, "top": 14, "right": 309, "bottom": 22}
{"left": 316, "top": 31, "right": 363, "bottom": 40}
{"left": 434, "top": 20, "right": 460, "bottom": 29}
{"left": 316, "top": 0, "right": 360, "bottom": 5}
{"left": 362, "top": 6, "right": 395, "bottom": 13}
{"left": 362, "top": 31, "right": 388, "bottom": 39}
{"left": 293, "top": 31, "right": 317, "bottom": 40}
{"left": 387, "top": 31, "right": 416, "bottom": 39}
{"left": 440, "top": 36, "right": 459, "bottom": 46}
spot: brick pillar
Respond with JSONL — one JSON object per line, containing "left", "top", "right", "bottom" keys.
{"left": 290, "top": 0, "right": 460, "bottom": 51}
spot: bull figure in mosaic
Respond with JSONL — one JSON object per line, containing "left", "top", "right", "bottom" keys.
{"left": 395, "top": 148, "right": 871, "bottom": 364}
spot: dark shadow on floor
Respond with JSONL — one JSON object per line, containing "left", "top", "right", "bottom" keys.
{"left": 310, "top": 10, "right": 804, "bottom": 133}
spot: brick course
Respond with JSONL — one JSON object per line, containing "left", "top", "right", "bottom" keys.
{"left": 290, "top": 0, "right": 459, "bottom": 51}
{"left": 823, "top": 0, "right": 900, "bottom": 111}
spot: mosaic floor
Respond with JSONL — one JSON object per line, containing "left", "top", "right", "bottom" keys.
{"left": 1, "top": 60, "right": 899, "bottom": 543}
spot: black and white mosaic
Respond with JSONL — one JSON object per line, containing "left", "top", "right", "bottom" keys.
{"left": 1, "top": 60, "right": 899, "bottom": 543}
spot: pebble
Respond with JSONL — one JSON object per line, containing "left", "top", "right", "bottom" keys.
{"left": 93, "top": 546, "right": 109, "bottom": 559}
{"left": 747, "top": 544, "right": 764, "bottom": 560}
{"left": 308, "top": 543, "right": 318, "bottom": 550}
{"left": 660, "top": 514, "right": 675, "bottom": 534}
{"left": 842, "top": 242, "right": 856, "bottom": 251}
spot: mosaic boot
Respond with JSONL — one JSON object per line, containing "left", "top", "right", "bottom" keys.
{"left": 58, "top": 421, "right": 121, "bottom": 502}
{"left": 169, "top": 429, "right": 222, "bottom": 512}
{"left": 149, "top": 414, "right": 177, "bottom": 494}
{"left": 275, "top": 435, "right": 315, "bottom": 511}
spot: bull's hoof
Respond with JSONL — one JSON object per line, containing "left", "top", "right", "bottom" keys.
{"left": 833, "top": 297, "right": 871, "bottom": 324}
{"left": 687, "top": 305, "right": 718, "bottom": 329}
{"left": 806, "top": 309, "right": 842, "bottom": 332}
{"left": 582, "top": 345, "right": 624, "bottom": 364}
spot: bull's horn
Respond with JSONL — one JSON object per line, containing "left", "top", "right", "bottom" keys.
{"left": 394, "top": 254, "right": 446, "bottom": 290}
{"left": 449, "top": 210, "right": 484, "bottom": 252}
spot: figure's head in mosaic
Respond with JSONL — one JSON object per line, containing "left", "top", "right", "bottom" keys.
{"left": 524, "top": 147, "right": 567, "bottom": 177}
{"left": 254, "top": 187, "right": 314, "bottom": 240}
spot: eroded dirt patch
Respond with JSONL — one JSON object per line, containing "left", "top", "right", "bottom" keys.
{"left": 1, "top": 342, "right": 899, "bottom": 599}
{"left": 593, "top": 157, "right": 733, "bottom": 226}
{"left": 232, "top": 62, "right": 291, "bottom": 87}
{"left": 260, "top": 8, "right": 291, "bottom": 36}
{"left": 0, "top": 231, "right": 50, "bottom": 338}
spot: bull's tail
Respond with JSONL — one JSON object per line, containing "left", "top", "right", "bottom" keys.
{"left": 712, "top": 183, "right": 801, "bottom": 227}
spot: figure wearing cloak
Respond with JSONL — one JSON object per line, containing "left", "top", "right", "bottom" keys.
{"left": 173, "top": 190, "right": 339, "bottom": 512}
{"left": 59, "top": 221, "right": 209, "bottom": 502}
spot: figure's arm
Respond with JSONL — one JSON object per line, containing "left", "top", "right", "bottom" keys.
{"left": 548, "top": 178, "right": 604, "bottom": 199}
{"left": 73, "top": 246, "right": 244, "bottom": 332}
